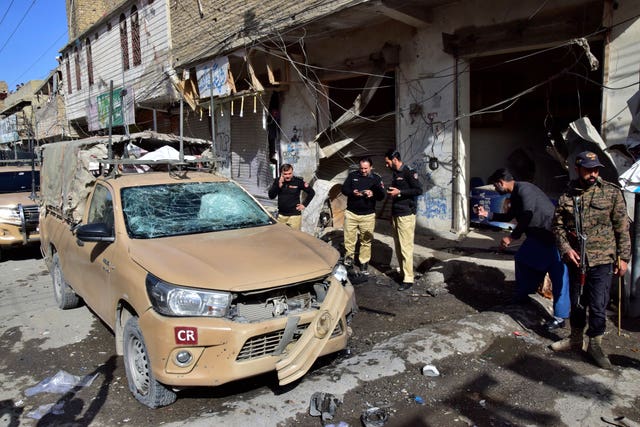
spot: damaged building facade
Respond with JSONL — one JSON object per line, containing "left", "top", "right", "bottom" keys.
{"left": 56, "top": 0, "right": 640, "bottom": 237}
{"left": 59, "top": 0, "right": 183, "bottom": 138}
{"left": 169, "top": 0, "right": 640, "bottom": 237}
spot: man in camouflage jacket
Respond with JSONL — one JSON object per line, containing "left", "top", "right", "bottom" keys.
{"left": 551, "top": 151, "right": 630, "bottom": 369}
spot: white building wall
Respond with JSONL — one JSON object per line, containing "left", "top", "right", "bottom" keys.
{"left": 279, "top": 71, "right": 319, "bottom": 182}
{"left": 63, "top": 0, "right": 173, "bottom": 123}
{"left": 603, "top": 2, "right": 640, "bottom": 155}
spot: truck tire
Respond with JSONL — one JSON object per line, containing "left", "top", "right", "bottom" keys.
{"left": 123, "top": 316, "right": 177, "bottom": 408}
{"left": 52, "top": 253, "right": 81, "bottom": 309}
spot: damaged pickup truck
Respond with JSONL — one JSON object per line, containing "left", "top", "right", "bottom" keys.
{"left": 39, "top": 138, "right": 355, "bottom": 408}
{"left": 0, "top": 164, "right": 40, "bottom": 259}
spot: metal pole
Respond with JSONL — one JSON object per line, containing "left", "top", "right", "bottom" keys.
{"left": 152, "top": 109, "right": 157, "bottom": 132}
{"left": 179, "top": 97, "right": 184, "bottom": 163}
{"left": 108, "top": 80, "right": 114, "bottom": 163}
{"left": 209, "top": 67, "right": 216, "bottom": 165}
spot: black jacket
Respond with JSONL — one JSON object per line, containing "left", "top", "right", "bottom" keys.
{"left": 490, "top": 181, "right": 555, "bottom": 244}
{"left": 390, "top": 165, "right": 422, "bottom": 217}
{"left": 342, "top": 171, "right": 386, "bottom": 215}
{"left": 268, "top": 176, "right": 315, "bottom": 216}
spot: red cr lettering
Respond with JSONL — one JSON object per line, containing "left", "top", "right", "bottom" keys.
{"left": 175, "top": 327, "right": 198, "bottom": 345}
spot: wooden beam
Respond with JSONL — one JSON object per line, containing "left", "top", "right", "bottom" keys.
{"left": 372, "top": 0, "right": 432, "bottom": 28}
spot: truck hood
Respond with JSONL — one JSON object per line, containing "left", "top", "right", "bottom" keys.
{"left": 128, "top": 224, "right": 339, "bottom": 291}
{"left": 0, "top": 192, "right": 38, "bottom": 207}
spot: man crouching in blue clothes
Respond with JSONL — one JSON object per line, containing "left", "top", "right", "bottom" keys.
{"left": 475, "top": 168, "right": 570, "bottom": 331}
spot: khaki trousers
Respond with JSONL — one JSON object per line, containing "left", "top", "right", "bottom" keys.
{"left": 277, "top": 214, "right": 302, "bottom": 230}
{"left": 392, "top": 214, "right": 416, "bottom": 283}
{"left": 343, "top": 211, "right": 376, "bottom": 264}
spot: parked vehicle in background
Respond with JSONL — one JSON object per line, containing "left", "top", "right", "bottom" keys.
{"left": 0, "top": 164, "right": 40, "bottom": 260}
{"left": 39, "top": 138, "right": 355, "bottom": 408}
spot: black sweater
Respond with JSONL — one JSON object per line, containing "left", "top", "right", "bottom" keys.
{"left": 390, "top": 165, "right": 423, "bottom": 217}
{"left": 341, "top": 171, "right": 386, "bottom": 215}
{"left": 268, "top": 176, "right": 315, "bottom": 216}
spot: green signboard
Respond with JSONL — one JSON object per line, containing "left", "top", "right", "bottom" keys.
{"left": 97, "top": 88, "right": 125, "bottom": 129}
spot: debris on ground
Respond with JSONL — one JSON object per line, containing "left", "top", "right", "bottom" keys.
{"left": 24, "top": 370, "right": 98, "bottom": 396}
{"left": 25, "top": 402, "right": 65, "bottom": 420}
{"left": 421, "top": 364, "right": 440, "bottom": 377}
{"left": 309, "top": 392, "right": 341, "bottom": 423}
{"left": 361, "top": 406, "right": 389, "bottom": 427}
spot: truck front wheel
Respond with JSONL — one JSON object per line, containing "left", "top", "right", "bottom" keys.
{"left": 123, "top": 316, "right": 177, "bottom": 408}
{"left": 52, "top": 253, "right": 81, "bottom": 309}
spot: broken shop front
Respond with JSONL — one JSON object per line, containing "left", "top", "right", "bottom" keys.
{"left": 290, "top": 0, "right": 610, "bottom": 237}
{"left": 178, "top": 0, "right": 640, "bottom": 238}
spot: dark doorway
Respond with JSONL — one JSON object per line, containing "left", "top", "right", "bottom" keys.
{"left": 469, "top": 40, "right": 604, "bottom": 197}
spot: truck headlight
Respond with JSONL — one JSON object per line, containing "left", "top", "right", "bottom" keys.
{"left": 332, "top": 263, "right": 348, "bottom": 283}
{"left": 0, "top": 206, "right": 21, "bottom": 225}
{"left": 146, "top": 274, "right": 231, "bottom": 317}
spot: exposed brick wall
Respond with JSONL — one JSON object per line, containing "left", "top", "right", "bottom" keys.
{"left": 66, "top": 0, "right": 126, "bottom": 40}
{"left": 170, "top": 0, "right": 360, "bottom": 68}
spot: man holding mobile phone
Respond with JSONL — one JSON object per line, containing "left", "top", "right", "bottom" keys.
{"left": 268, "top": 163, "right": 314, "bottom": 230}
{"left": 341, "top": 156, "right": 386, "bottom": 274}
{"left": 384, "top": 150, "right": 423, "bottom": 291}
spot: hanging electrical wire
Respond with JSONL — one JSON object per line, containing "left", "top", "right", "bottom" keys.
{"left": 0, "top": 0, "right": 37, "bottom": 56}
{"left": 0, "top": 0, "right": 16, "bottom": 28}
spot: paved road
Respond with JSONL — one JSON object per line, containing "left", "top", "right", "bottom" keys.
{"left": 2, "top": 244, "right": 640, "bottom": 426}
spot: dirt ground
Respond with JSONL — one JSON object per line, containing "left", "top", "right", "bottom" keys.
{"left": 285, "top": 230, "right": 640, "bottom": 427}
{"left": 3, "top": 234, "right": 640, "bottom": 426}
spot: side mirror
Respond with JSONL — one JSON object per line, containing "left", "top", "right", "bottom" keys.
{"left": 76, "top": 222, "right": 115, "bottom": 243}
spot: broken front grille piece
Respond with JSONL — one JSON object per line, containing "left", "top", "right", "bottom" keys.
{"left": 235, "top": 320, "right": 344, "bottom": 361}
{"left": 232, "top": 280, "right": 328, "bottom": 323}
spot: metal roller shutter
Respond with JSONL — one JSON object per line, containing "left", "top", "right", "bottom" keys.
{"left": 230, "top": 108, "right": 272, "bottom": 200}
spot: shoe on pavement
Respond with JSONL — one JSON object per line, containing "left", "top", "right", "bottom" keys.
{"left": 343, "top": 256, "right": 353, "bottom": 267}
{"left": 587, "top": 335, "right": 613, "bottom": 370}
{"left": 398, "top": 282, "right": 413, "bottom": 291}
{"left": 544, "top": 318, "right": 566, "bottom": 332}
{"left": 360, "top": 262, "right": 370, "bottom": 276}
{"left": 550, "top": 327, "right": 585, "bottom": 352}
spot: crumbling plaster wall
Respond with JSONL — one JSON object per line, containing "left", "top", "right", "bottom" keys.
{"left": 279, "top": 72, "right": 318, "bottom": 183}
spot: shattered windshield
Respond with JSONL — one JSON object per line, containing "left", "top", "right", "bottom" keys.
{"left": 121, "top": 181, "right": 273, "bottom": 239}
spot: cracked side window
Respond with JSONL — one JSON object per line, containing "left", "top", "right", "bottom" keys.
{"left": 87, "top": 184, "right": 114, "bottom": 232}
{"left": 121, "top": 181, "right": 273, "bottom": 239}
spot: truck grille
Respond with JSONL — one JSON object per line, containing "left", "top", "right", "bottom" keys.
{"left": 236, "top": 320, "right": 343, "bottom": 361}
{"left": 22, "top": 205, "right": 39, "bottom": 231}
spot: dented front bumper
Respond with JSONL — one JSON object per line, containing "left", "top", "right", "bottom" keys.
{"left": 276, "top": 277, "right": 352, "bottom": 384}
{"left": 140, "top": 278, "right": 355, "bottom": 388}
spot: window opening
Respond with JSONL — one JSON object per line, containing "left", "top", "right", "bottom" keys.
{"left": 131, "top": 6, "right": 141, "bottom": 66}
{"left": 65, "top": 54, "right": 72, "bottom": 94}
{"left": 120, "top": 14, "right": 130, "bottom": 71}
{"left": 86, "top": 38, "right": 94, "bottom": 86}
{"left": 74, "top": 47, "right": 81, "bottom": 90}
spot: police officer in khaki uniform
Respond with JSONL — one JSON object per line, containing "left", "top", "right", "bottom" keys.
{"left": 384, "top": 150, "right": 423, "bottom": 291}
{"left": 551, "top": 151, "right": 630, "bottom": 369}
{"left": 268, "top": 163, "right": 315, "bottom": 230}
{"left": 341, "top": 156, "right": 386, "bottom": 274}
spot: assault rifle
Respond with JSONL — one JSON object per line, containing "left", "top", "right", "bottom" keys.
{"left": 573, "top": 195, "right": 587, "bottom": 308}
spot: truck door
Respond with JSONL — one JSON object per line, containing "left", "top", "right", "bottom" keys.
{"left": 66, "top": 184, "right": 116, "bottom": 322}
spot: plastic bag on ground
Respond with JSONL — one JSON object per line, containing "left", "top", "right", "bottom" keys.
{"left": 24, "top": 370, "right": 98, "bottom": 397}
{"left": 25, "top": 402, "right": 65, "bottom": 420}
